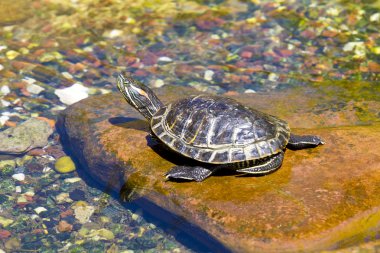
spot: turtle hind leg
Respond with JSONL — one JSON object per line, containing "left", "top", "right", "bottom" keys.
{"left": 165, "top": 165, "right": 214, "bottom": 182}
{"left": 287, "top": 134, "right": 325, "bottom": 150}
{"left": 236, "top": 152, "right": 284, "bottom": 174}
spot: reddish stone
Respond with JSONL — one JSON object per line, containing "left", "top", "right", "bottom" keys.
{"left": 368, "top": 61, "right": 380, "bottom": 73}
{"left": 60, "top": 209, "right": 74, "bottom": 218}
{"left": 0, "top": 230, "right": 11, "bottom": 239}
{"left": 195, "top": 12, "right": 225, "bottom": 31}
{"left": 57, "top": 220, "right": 73, "bottom": 232}
{"left": 27, "top": 148, "right": 46, "bottom": 156}
{"left": 58, "top": 88, "right": 380, "bottom": 252}
{"left": 240, "top": 51, "right": 253, "bottom": 59}
{"left": 175, "top": 64, "right": 194, "bottom": 78}
{"left": 45, "top": 145, "right": 65, "bottom": 159}
{"left": 139, "top": 52, "right": 158, "bottom": 66}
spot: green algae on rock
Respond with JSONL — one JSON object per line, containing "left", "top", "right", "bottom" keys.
{"left": 58, "top": 86, "right": 380, "bottom": 252}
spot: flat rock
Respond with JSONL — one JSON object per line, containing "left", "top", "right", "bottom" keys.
{"left": 57, "top": 86, "right": 380, "bottom": 252}
{"left": 0, "top": 118, "right": 53, "bottom": 154}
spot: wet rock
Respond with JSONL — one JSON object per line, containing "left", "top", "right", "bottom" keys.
{"left": 58, "top": 87, "right": 380, "bottom": 252}
{"left": 72, "top": 201, "right": 95, "bottom": 224}
{"left": 54, "top": 156, "right": 76, "bottom": 173}
{"left": 0, "top": 118, "right": 53, "bottom": 155}
{"left": 55, "top": 83, "right": 89, "bottom": 105}
{"left": 57, "top": 220, "right": 73, "bottom": 233}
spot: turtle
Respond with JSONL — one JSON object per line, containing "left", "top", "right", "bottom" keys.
{"left": 116, "top": 74, "right": 324, "bottom": 182}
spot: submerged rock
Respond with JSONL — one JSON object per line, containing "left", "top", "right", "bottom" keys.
{"left": 0, "top": 118, "right": 53, "bottom": 155}
{"left": 58, "top": 86, "right": 380, "bottom": 252}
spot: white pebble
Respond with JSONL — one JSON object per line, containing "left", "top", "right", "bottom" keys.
{"left": 0, "top": 115, "right": 9, "bottom": 126}
{"left": 55, "top": 83, "right": 89, "bottom": 105}
{"left": 42, "top": 166, "right": 52, "bottom": 173}
{"left": 370, "top": 13, "right": 380, "bottom": 22}
{"left": 12, "top": 173, "right": 25, "bottom": 181}
{"left": 343, "top": 41, "right": 364, "bottom": 52}
{"left": 204, "top": 70, "right": 214, "bottom": 81}
{"left": 244, "top": 89, "right": 256, "bottom": 93}
{"left": 0, "top": 85, "right": 10, "bottom": 95}
{"left": 0, "top": 64, "right": 4, "bottom": 71}
{"left": 1, "top": 99, "right": 11, "bottom": 107}
{"left": 15, "top": 186, "right": 22, "bottom": 193}
{"left": 61, "top": 72, "right": 73, "bottom": 79}
{"left": 158, "top": 56, "right": 172, "bottom": 62}
{"left": 153, "top": 79, "right": 165, "bottom": 88}
{"left": 268, "top": 73, "right": 279, "bottom": 82}
{"left": 105, "top": 29, "right": 123, "bottom": 38}
{"left": 64, "top": 177, "right": 82, "bottom": 183}
{"left": 22, "top": 77, "right": 36, "bottom": 84}
{"left": 27, "top": 83, "right": 45, "bottom": 95}
{"left": 0, "top": 45, "right": 7, "bottom": 51}
{"left": 34, "top": 207, "right": 47, "bottom": 214}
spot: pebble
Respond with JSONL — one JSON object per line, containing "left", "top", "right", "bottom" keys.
{"left": 56, "top": 193, "right": 73, "bottom": 204}
{"left": 0, "top": 159, "right": 16, "bottom": 169}
{"left": 34, "top": 207, "right": 48, "bottom": 214}
{"left": 6, "top": 50, "right": 20, "bottom": 60}
{"left": 370, "top": 13, "right": 380, "bottom": 22}
{"left": 104, "top": 29, "right": 123, "bottom": 38}
{"left": 54, "top": 156, "right": 76, "bottom": 173}
{"left": 0, "top": 85, "right": 10, "bottom": 95}
{"left": 0, "top": 118, "right": 53, "bottom": 154}
{"left": 72, "top": 201, "right": 95, "bottom": 224}
{"left": 54, "top": 83, "right": 89, "bottom": 105}
{"left": 4, "top": 237, "right": 20, "bottom": 250}
{"left": 152, "top": 79, "right": 165, "bottom": 88}
{"left": 64, "top": 177, "right": 82, "bottom": 183}
{"left": 0, "top": 216, "right": 14, "bottom": 227}
{"left": 26, "top": 83, "right": 45, "bottom": 95}
{"left": 15, "top": 186, "right": 22, "bottom": 193}
{"left": 0, "top": 64, "right": 3, "bottom": 71}
{"left": 204, "top": 70, "right": 214, "bottom": 81}
{"left": 244, "top": 89, "right": 256, "bottom": 93}
{"left": 12, "top": 173, "right": 25, "bottom": 181}
{"left": 0, "top": 116, "right": 10, "bottom": 126}
{"left": 57, "top": 220, "right": 73, "bottom": 232}
{"left": 86, "top": 228, "right": 115, "bottom": 241}
{"left": 157, "top": 56, "right": 173, "bottom": 63}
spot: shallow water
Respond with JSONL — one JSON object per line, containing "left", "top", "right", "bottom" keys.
{"left": 0, "top": 0, "right": 380, "bottom": 252}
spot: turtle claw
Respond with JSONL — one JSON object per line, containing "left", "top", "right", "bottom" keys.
{"left": 165, "top": 166, "right": 213, "bottom": 182}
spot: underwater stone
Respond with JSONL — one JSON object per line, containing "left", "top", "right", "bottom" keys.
{"left": 54, "top": 156, "right": 76, "bottom": 173}
{"left": 57, "top": 87, "right": 380, "bottom": 252}
{"left": 0, "top": 118, "right": 53, "bottom": 154}
{"left": 55, "top": 83, "right": 89, "bottom": 105}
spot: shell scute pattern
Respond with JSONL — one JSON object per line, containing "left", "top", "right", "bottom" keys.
{"left": 150, "top": 95, "right": 290, "bottom": 164}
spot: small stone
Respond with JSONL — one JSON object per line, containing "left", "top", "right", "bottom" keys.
{"left": 72, "top": 201, "right": 95, "bottom": 224}
{"left": 157, "top": 56, "right": 172, "bottom": 63}
{"left": 240, "top": 51, "right": 253, "bottom": 59}
{"left": 0, "top": 85, "right": 10, "bottom": 95}
{"left": 17, "top": 196, "right": 28, "bottom": 206}
{"left": 56, "top": 193, "right": 73, "bottom": 204}
{"left": 26, "top": 83, "right": 45, "bottom": 95}
{"left": 4, "top": 237, "right": 20, "bottom": 250}
{"left": 6, "top": 50, "right": 20, "bottom": 60}
{"left": 69, "top": 189, "right": 85, "bottom": 201}
{"left": 152, "top": 79, "right": 165, "bottom": 88}
{"left": 0, "top": 64, "right": 3, "bottom": 71}
{"left": 204, "top": 70, "right": 214, "bottom": 81}
{"left": 12, "top": 173, "right": 25, "bottom": 181}
{"left": 34, "top": 207, "right": 47, "bottom": 214}
{"left": 131, "top": 213, "right": 139, "bottom": 221}
{"left": 268, "top": 73, "right": 279, "bottom": 82}
{"left": 57, "top": 220, "right": 73, "bottom": 232}
{"left": 0, "top": 116, "right": 10, "bottom": 126}
{"left": 87, "top": 228, "right": 115, "bottom": 241}
{"left": 0, "top": 229, "right": 11, "bottom": 239}
{"left": 0, "top": 216, "right": 14, "bottom": 227}
{"left": 55, "top": 156, "right": 76, "bottom": 173}
{"left": 55, "top": 83, "right": 89, "bottom": 105}
{"left": 99, "top": 216, "right": 110, "bottom": 223}
{"left": 64, "top": 177, "right": 82, "bottom": 183}
{"left": 244, "top": 89, "right": 256, "bottom": 93}
{"left": 104, "top": 29, "right": 123, "bottom": 38}
{"left": 0, "top": 159, "right": 16, "bottom": 170}
{"left": 0, "top": 118, "right": 53, "bottom": 154}
{"left": 15, "top": 186, "right": 21, "bottom": 193}
{"left": 370, "top": 13, "right": 380, "bottom": 22}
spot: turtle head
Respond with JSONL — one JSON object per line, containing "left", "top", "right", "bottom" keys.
{"left": 117, "top": 73, "right": 163, "bottom": 121}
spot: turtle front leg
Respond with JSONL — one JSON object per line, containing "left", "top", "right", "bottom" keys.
{"left": 165, "top": 166, "right": 214, "bottom": 182}
{"left": 236, "top": 152, "right": 284, "bottom": 174}
{"left": 287, "top": 134, "right": 325, "bottom": 150}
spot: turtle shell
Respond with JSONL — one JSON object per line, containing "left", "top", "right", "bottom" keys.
{"left": 150, "top": 95, "right": 290, "bottom": 164}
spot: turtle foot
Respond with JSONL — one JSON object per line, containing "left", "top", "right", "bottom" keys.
{"left": 165, "top": 166, "right": 213, "bottom": 182}
{"left": 287, "top": 134, "right": 325, "bottom": 150}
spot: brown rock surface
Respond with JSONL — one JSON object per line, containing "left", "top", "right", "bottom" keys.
{"left": 57, "top": 86, "right": 380, "bottom": 252}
